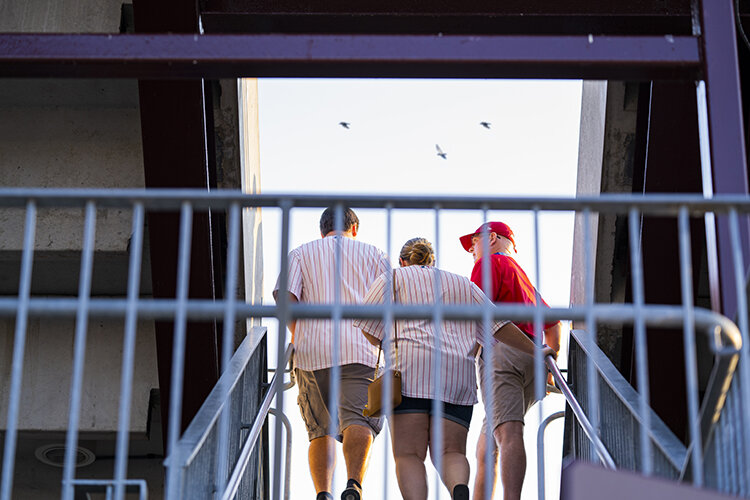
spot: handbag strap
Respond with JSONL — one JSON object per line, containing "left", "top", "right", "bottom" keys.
{"left": 373, "top": 269, "right": 399, "bottom": 378}
{"left": 392, "top": 269, "right": 399, "bottom": 367}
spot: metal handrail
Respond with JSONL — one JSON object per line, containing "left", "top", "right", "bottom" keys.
{"left": 221, "top": 344, "right": 294, "bottom": 500}
{"left": 569, "top": 330, "right": 688, "bottom": 472}
{"left": 0, "top": 301, "right": 743, "bottom": 329}
{"left": 546, "top": 356, "right": 617, "bottom": 470}
{"left": 537, "top": 411, "right": 565, "bottom": 500}
{"left": 167, "top": 329, "right": 267, "bottom": 469}
{"left": 5, "top": 187, "right": 750, "bottom": 214}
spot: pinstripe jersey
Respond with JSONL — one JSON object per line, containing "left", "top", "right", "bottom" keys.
{"left": 354, "top": 265, "right": 509, "bottom": 405}
{"left": 274, "top": 235, "right": 391, "bottom": 371}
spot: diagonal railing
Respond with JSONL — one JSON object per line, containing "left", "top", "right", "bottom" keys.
{"left": 565, "top": 323, "right": 744, "bottom": 493}
{"left": 164, "top": 327, "right": 290, "bottom": 500}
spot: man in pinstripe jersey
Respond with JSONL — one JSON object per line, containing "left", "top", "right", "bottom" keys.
{"left": 274, "top": 207, "right": 391, "bottom": 500}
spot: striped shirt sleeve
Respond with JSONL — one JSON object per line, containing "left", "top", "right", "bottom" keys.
{"left": 353, "top": 272, "right": 389, "bottom": 340}
{"left": 273, "top": 249, "right": 304, "bottom": 301}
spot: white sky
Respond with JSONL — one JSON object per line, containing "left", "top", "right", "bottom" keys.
{"left": 256, "top": 78, "right": 583, "bottom": 500}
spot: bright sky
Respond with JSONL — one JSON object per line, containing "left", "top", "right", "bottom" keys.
{"left": 256, "top": 78, "right": 583, "bottom": 500}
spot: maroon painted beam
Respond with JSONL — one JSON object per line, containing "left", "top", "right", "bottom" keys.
{"left": 202, "top": 0, "right": 692, "bottom": 15}
{"left": 200, "top": 13, "right": 694, "bottom": 36}
{"left": 132, "top": 0, "right": 220, "bottom": 449}
{"left": 0, "top": 33, "right": 701, "bottom": 80}
{"left": 699, "top": 0, "right": 750, "bottom": 320}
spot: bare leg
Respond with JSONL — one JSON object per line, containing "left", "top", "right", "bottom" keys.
{"left": 342, "top": 424, "right": 374, "bottom": 485}
{"left": 428, "top": 418, "right": 470, "bottom": 494}
{"left": 309, "top": 436, "right": 336, "bottom": 494}
{"left": 473, "top": 431, "right": 498, "bottom": 500}
{"left": 390, "top": 413, "right": 430, "bottom": 500}
{"left": 494, "top": 421, "right": 525, "bottom": 500}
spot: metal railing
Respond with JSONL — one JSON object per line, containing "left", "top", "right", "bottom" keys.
{"left": 566, "top": 323, "right": 746, "bottom": 493}
{"left": 2, "top": 188, "right": 750, "bottom": 499}
{"left": 164, "top": 327, "right": 277, "bottom": 500}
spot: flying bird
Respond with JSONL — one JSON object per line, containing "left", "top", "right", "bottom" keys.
{"left": 480, "top": 121, "right": 492, "bottom": 129}
{"left": 435, "top": 144, "right": 447, "bottom": 159}
{"left": 339, "top": 122, "right": 351, "bottom": 129}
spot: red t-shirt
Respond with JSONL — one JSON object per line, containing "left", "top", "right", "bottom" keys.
{"left": 470, "top": 253, "right": 556, "bottom": 338}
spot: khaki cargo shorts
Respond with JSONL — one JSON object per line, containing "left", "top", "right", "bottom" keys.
{"left": 295, "top": 363, "right": 384, "bottom": 442}
{"left": 477, "top": 340, "right": 540, "bottom": 433}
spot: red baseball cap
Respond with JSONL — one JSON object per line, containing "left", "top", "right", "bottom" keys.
{"left": 459, "top": 221, "right": 516, "bottom": 253}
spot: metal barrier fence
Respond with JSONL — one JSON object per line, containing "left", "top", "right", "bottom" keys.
{"left": 1, "top": 188, "right": 750, "bottom": 499}
{"left": 567, "top": 324, "right": 748, "bottom": 495}
{"left": 165, "top": 327, "right": 270, "bottom": 500}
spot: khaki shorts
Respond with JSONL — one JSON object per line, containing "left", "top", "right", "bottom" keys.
{"left": 295, "top": 363, "right": 384, "bottom": 442}
{"left": 477, "top": 341, "right": 540, "bottom": 433}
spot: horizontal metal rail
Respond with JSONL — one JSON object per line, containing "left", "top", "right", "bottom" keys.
{"left": 0, "top": 33, "right": 700, "bottom": 80}
{"left": 6, "top": 188, "right": 750, "bottom": 214}
{"left": 65, "top": 479, "right": 148, "bottom": 500}
{"left": 0, "top": 299, "right": 739, "bottom": 343}
{"left": 547, "top": 358, "right": 616, "bottom": 469}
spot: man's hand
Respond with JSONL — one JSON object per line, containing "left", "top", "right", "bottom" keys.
{"left": 541, "top": 344, "right": 557, "bottom": 360}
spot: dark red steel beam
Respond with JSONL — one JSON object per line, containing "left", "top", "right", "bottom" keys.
{"left": 202, "top": 0, "right": 692, "bottom": 15}
{"left": 132, "top": 0, "right": 220, "bottom": 448}
{"left": 0, "top": 33, "right": 701, "bottom": 80}
{"left": 700, "top": 0, "right": 750, "bottom": 320}
{"left": 200, "top": 13, "right": 694, "bottom": 36}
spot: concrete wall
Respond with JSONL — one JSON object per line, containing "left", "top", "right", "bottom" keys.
{"left": 0, "top": 318, "right": 158, "bottom": 432}
{"left": 571, "top": 80, "right": 607, "bottom": 311}
{"left": 572, "top": 80, "right": 640, "bottom": 367}
{"left": 0, "top": 0, "right": 124, "bottom": 33}
{"left": 0, "top": 79, "right": 144, "bottom": 255}
{"left": 239, "top": 79, "right": 264, "bottom": 328}
{"left": 0, "top": 0, "right": 156, "bottom": 442}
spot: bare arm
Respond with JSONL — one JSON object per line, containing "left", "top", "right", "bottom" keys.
{"left": 543, "top": 321, "right": 562, "bottom": 354}
{"left": 494, "top": 322, "right": 557, "bottom": 359}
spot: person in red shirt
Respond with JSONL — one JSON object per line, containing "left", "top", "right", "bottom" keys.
{"left": 459, "top": 222, "right": 562, "bottom": 500}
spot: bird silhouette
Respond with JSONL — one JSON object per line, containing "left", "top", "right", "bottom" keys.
{"left": 436, "top": 144, "right": 447, "bottom": 159}
{"left": 339, "top": 122, "right": 351, "bottom": 129}
{"left": 480, "top": 121, "right": 491, "bottom": 129}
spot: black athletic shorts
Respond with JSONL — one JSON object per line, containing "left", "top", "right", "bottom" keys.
{"left": 393, "top": 396, "right": 473, "bottom": 429}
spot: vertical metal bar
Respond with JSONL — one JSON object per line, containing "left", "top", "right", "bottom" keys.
{"left": 532, "top": 207, "right": 545, "bottom": 437}
{"left": 531, "top": 207, "right": 548, "bottom": 499}
{"left": 114, "top": 203, "right": 145, "bottom": 500}
{"left": 0, "top": 200, "right": 36, "bottom": 500}
{"left": 164, "top": 202, "right": 194, "bottom": 499}
{"left": 696, "top": 81, "right": 722, "bottom": 313}
{"left": 328, "top": 204, "right": 343, "bottom": 477}
{"left": 537, "top": 411, "right": 564, "bottom": 500}
{"left": 480, "top": 205, "right": 495, "bottom": 500}
{"left": 381, "top": 203, "right": 394, "bottom": 500}
{"left": 583, "top": 208, "right": 601, "bottom": 462}
{"left": 273, "top": 200, "right": 292, "bottom": 500}
{"left": 62, "top": 201, "right": 97, "bottom": 500}
{"left": 628, "top": 207, "right": 653, "bottom": 475}
{"left": 678, "top": 206, "right": 704, "bottom": 484}
{"left": 215, "top": 203, "right": 241, "bottom": 498}
{"left": 728, "top": 208, "right": 750, "bottom": 485}
{"left": 430, "top": 206, "right": 444, "bottom": 493}
{"left": 268, "top": 408, "right": 292, "bottom": 500}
